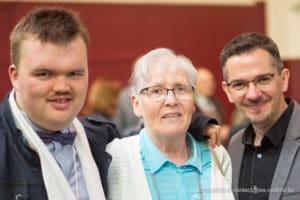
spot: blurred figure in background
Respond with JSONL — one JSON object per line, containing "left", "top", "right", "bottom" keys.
{"left": 195, "top": 67, "right": 230, "bottom": 146}
{"left": 114, "top": 85, "right": 142, "bottom": 137}
{"left": 195, "top": 67, "right": 225, "bottom": 124}
{"left": 81, "top": 78, "right": 122, "bottom": 120}
{"left": 229, "top": 108, "right": 250, "bottom": 138}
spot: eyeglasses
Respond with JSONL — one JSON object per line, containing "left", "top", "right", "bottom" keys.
{"left": 140, "top": 85, "right": 194, "bottom": 101}
{"left": 226, "top": 73, "right": 276, "bottom": 94}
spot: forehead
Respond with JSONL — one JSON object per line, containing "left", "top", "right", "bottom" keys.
{"left": 225, "top": 48, "right": 275, "bottom": 80}
{"left": 146, "top": 65, "right": 189, "bottom": 85}
{"left": 18, "top": 36, "right": 88, "bottom": 70}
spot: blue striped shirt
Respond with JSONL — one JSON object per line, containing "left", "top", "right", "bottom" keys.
{"left": 140, "top": 128, "right": 212, "bottom": 200}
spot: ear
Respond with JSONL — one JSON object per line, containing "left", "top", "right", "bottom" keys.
{"left": 280, "top": 68, "right": 290, "bottom": 93}
{"left": 8, "top": 64, "right": 20, "bottom": 91}
{"left": 222, "top": 81, "right": 234, "bottom": 103}
{"left": 131, "top": 95, "right": 143, "bottom": 118}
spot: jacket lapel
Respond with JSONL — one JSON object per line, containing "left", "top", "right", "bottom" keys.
{"left": 269, "top": 102, "right": 300, "bottom": 200}
{"left": 228, "top": 131, "right": 245, "bottom": 200}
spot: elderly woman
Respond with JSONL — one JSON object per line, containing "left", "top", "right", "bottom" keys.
{"left": 107, "top": 48, "right": 234, "bottom": 200}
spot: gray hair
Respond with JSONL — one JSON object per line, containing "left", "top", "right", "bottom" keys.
{"left": 130, "top": 48, "right": 198, "bottom": 96}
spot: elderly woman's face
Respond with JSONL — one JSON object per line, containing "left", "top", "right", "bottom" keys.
{"left": 132, "top": 66, "right": 195, "bottom": 138}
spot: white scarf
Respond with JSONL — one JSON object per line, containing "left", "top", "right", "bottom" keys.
{"left": 9, "top": 90, "right": 106, "bottom": 200}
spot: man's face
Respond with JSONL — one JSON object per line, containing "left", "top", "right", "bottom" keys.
{"left": 222, "top": 48, "right": 290, "bottom": 127}
{"left": 9, "top": 36, "right": 88, "bottom": 130}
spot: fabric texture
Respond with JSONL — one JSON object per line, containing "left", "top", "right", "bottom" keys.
{"left": 8, "top": 90, "right": 105, "bottom": 200}
{"left": 107, "top": 134, "right": 234, "bottom": 200}
{"left": 140, "top": 129, "right": 212, "bottom": 200}
{"left": 228, "top": 99, "right": 300, "bottom": 200}
{"left": 0, "top": 92, "right": 114, "bottom": 199}
{"left": 36, "top": 130, "right": 76, "bottom": 145}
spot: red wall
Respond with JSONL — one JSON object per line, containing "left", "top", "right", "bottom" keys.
{"left": 284, "top": 60, "right": 300, "bottom": 103}
{"left": 0, "top": 2, "right": 265, "bottom": 123}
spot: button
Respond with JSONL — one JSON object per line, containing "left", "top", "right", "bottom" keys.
{"left": 257, "top": 153, "right": 262, "bottom": 159}
{"left": 15, "top": 194, "right": 24, "bottom": 200}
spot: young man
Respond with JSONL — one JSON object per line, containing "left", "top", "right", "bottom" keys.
{"left": 221, "top": 32, "right": 300, "bottom": 200}
{"left": 0, "top": 7, "right": 117, "bottom": 199}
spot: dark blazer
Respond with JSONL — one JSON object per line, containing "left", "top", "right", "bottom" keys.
{"left": 228, "top": 100, "right": 300, "bottom": 200}
{"left": 0, "top": 94, "right": 117, "bottom": 199}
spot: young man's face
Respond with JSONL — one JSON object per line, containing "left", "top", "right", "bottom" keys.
{"left": 222, "top": 48, "right": 290, "bottom": 127}
{"left": 9, "top": 36, "right": 89, "bottom": 130}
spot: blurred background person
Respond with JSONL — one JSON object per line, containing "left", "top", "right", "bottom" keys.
{"left": 229, "top": 108, "right": 250, "bottom": 138}
{"left": 81, "top": 78, "right": 122, "bottom": 120}
{"left": 195, "top": 67, "right": 230, "bottom": 146}
{"left": 195, "top": 67, "right": 225, "bottom": 124}
{"left": 114, "top": 84, "right": 142, "bottom": 137}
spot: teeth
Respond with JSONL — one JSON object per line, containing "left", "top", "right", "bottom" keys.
{"left": 163, "top": 113, "right": 178, "bottom": 118}
{"left": 55, "top": 99, "right": 68, "bottom": 103}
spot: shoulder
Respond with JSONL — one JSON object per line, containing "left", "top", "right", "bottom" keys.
{"left": 210, "top": 145, "right": 232, "bottom": 185}
{"left": 291, "top": 100, "right": 300, "bottom": 120}
{"left": 212, "top": 145, "right": 231, "bottom": 163}
{"left": 79, "top": 113, "right": 120, "bottom": 149}
{"left": 106, "top": 135, "right": 140, "bottom": 154}
{"left": 0, "top": 94, "right": 18, "bottom": 139}
{"left": 228, "top": 129, "right": 244, "bottom": 148}
{"left": 80, "top": 113, "right": 117, "bottom": 129}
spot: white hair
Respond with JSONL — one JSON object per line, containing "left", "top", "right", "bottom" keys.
{"left": 129, "top": 48, "right": 198, "bottom": 95}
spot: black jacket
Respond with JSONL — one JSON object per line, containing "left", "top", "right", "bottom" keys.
{"left": 0, "top": 94, "right": 118, "bottom": 200}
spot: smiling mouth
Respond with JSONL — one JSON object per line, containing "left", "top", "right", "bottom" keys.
{"left": 49, "top": 95, "right": 72, "bottom": 103}
{"left": 48, "top": 96, "right": 72, "bottom": 110}
{"left": 162, "top": 113, "right": 181, "bottom": 118}
{"left": 50, "top": 98, "right": 71, "bottom": 103}
{"left": 245, "top": 102, "right": 269, "bottom": 113}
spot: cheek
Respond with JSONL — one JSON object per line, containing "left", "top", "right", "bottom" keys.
{"left": 18, "top": 79, "right": 53, "bottom": 105}
{"left": 142, "top": 102, "right": 161, "bottom": 121}
{"left": 77, "top": 82, "right": 88, "bottom": 100}
{"left": 182, "top": 101, "right": 196, "bottom": 118}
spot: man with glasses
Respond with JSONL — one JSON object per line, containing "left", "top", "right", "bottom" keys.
{"left": 221, "top": 32, "right": 300, "bottom": 200}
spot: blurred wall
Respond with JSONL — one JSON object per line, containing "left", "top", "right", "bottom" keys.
{"left": 0, "top": 2, "right": 265, "bottom": 123}
{"left": 266, "top": 0, "right": 300, "bottom": 103}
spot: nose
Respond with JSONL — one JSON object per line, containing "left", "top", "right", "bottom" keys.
{"left": 164, "top": 89, "right": 177, "bottom": 105}
{"left": 245, "top": 82, "right": 262, "bottom": 100}
{"left": 52, "top": 76, "right": 70, "bottom": 92}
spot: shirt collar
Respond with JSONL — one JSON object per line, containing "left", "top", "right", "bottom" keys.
{"left": 140, "top": 128, "right": 168, "bottom": 174}
{"left": 242, "top": 98, "right": 294, "bottom": 148}
{"left": 140, "top": 128, "right": 208, "bottom": 174}
{"left": 187, "top": 133, "right": 211, "bottom": 173}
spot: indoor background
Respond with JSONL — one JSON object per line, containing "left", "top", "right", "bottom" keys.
{"left": 1, "top": 0, "right": 299, "bottom": 123}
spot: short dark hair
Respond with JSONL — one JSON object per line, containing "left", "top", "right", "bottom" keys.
{"left": 220, "top": 32, "right": 283, "bottom": 80}
{"left": 10, "top": 7, "right": 90, "bottom": 67}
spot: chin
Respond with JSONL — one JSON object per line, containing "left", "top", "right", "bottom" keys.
{"left": 161, "top": 129, "right": 186, "bottom": 137}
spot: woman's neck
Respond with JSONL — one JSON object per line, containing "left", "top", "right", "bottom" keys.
{"left": 152, "top": 135, "right": 191, "bottom": 165}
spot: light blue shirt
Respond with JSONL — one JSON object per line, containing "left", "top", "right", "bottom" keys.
{"left": 29, "top": 122, "right": 89, "bottom": 200}
{"left": 140, "top": 128, "right": 212, "bottom": 200}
